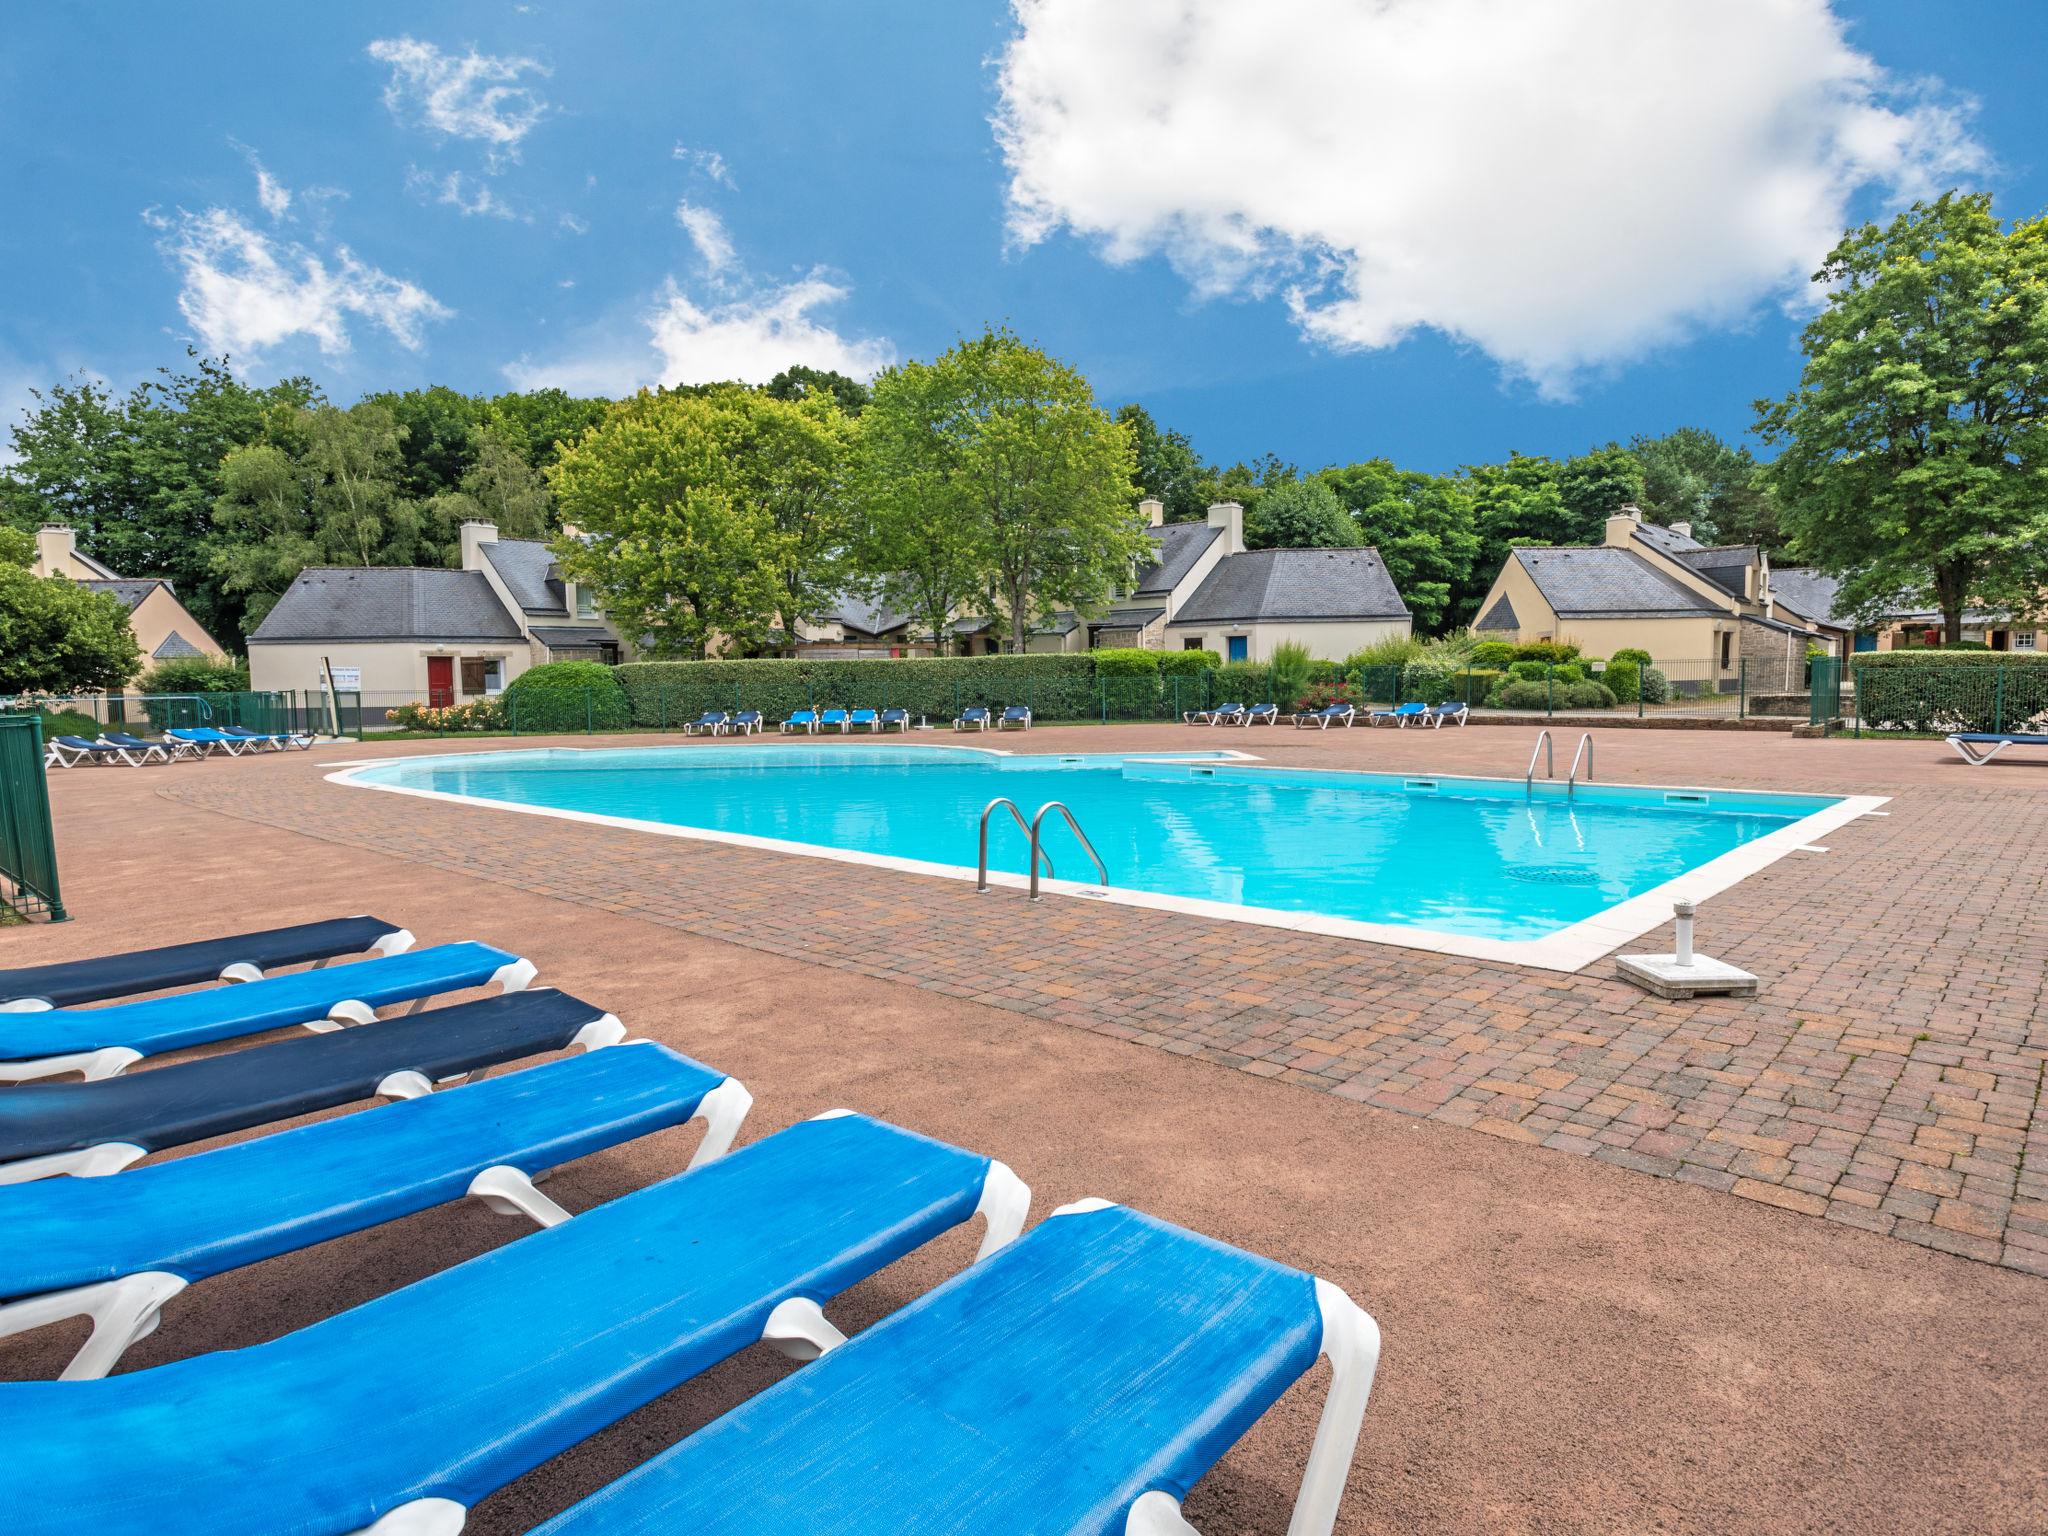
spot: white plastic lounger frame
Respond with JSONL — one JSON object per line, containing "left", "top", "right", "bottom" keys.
{"left": 1045, "top": 1198, "right": 1381, "bottom": 1536}
{"left": 0, "top": 1031, "right": 753, "bottom": 1380}
{"left": 1946, "top": 733, "right": 2048, "bottom": 765}
{"left": 0, "top": 927, "right": 416, "bottom": 1015}
{"left": 0, "top": 951, "right": 529, "bottom": 1086}
{"left": 347, "top": 1109, "right": 1030, "bottom": 1536}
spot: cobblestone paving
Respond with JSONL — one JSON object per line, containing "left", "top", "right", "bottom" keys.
{"left": 160, "top": 726, "right": 2048, "bottom": 1277}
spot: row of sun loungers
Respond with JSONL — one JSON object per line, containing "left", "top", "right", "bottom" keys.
{"left": 1185, "top": 700, "right": 1471, "bottom": 729}
{"left": 0, "top": 916, "right": 1380, "bottom": 1533}
{"left": 679, "top": 705, "right": 1035, "bottom": 735}
{"left": 45, "top": 724, "right": 314, "bottom": 767}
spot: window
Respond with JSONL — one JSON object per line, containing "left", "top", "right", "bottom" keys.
{"left": 1718, "top": 632, "right": 1731, "bottom": 669}
{"left": 575, "top": 585, "right": 599, "bottom": 619}
{"left": 1182, "top": 637, "right": 1207, "bottom": 651}
{"left": 2016, "top": 631, "right": 2039, "bottom": 652}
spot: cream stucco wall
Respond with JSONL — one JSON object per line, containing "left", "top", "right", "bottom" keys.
{"left": 1474, "top": 556, "right": 1736, "bottom": 670}
{"left": 129, "top": 586, "right": 229, "bottom": 665}
{"left": 248, "top": 640, "right": 537, "bottom": 700}
{"left": 1164, "top": 617, "right": 1410, "bottom": 662}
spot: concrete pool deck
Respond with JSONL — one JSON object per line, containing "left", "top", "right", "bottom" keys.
{"left": 5, "top": 722, "right": 2045, "bottom": 1532}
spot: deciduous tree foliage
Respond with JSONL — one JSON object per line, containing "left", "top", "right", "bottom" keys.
{"left": 1246, "top": 478, "right": 1361, "bottom": 550}
{"left": 1630, "top": 426, "right": 1779, "bottom": 551}
{"left": 1319, "top": 461, "right": 1478, "bottom": 631}
{"left": 0, "top": 526, "right": 142, "bottom": 694}
{"left": 1758, "top": 194, "right": 2048, "bottom": 641}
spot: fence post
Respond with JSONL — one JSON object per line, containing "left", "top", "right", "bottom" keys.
{"left": 1638, "top": 665, "right": 1645, "bottom": 719}
{"left": 1738, "top": 659, "right": 1747, "bottom": 720}
{"left": 1100, "top": 678, "right": 1108, "bottom": 723}
{"left": 1546, "top": 665, "right": 1554, "bottom": 717}
{"left": 585, "top": 686, "right": 594, "bottom": 734}
{"left": 1995, "top": 664, "right": 2005, "bottom": 734}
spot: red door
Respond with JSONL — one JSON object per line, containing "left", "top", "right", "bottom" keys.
{"left": 427, "top": 656, "right": 454, "bottom": 707}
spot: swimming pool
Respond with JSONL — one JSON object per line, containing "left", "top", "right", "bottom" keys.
{"left": 336, "top": 744, "right": 1882, "bottom": 969}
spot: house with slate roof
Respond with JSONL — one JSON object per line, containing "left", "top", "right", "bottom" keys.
{"left": 1470, "top": 506, "right": 1831, "bottom": 691}
{"left": 247, "top": 520, "right": 628, "bottom": 707}
{"left": 1768, "top": 566, "right": 2044, "bottom": 654}
{"left": 30, "top": 523, "right": 229, "bottom": 676}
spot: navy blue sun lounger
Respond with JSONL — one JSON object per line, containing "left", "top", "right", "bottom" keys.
{"left": 529, "top": 1200, "right": 1381, "bottom": 1536}
{"left": 0, "top": 1040, "right": 750, "bottom": 1379}
{"left": 0, "top": 987, "right": 627, "bottom": 1182}
{"left": 0, "top": 941, "right": 533, "bottom": 1084}
{"left": 45, "top": 734, "right": 142, "bottom": 767}
{"left": 0, "top": 914, "right": 412, "bottom": 1009}
{"left": 222, "top": 723, "right": 313, "bottom": 750}
{"left": 2, "top": 1112, "right": 1027, "bottom": 1536}
{"left": 879, "top": 706, "right": 909, "bottom": 731}
{"left": 1947, "top": 731, "right": 2048, "bottom": 765}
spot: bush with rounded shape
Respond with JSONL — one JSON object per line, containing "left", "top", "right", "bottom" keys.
{"left": 1157, "top": 649, "right": 1216, "bottom": 677}
{"left": 1558, "top": 680, "right": 1617, "bottom": 709}
{"left": 1469, "top": 640, "right": 1516, "bottom": 668}
{"left": 138, "top": 655, "right": 252, "bottom": 695}
{"left": 1611, "top": 647, "right": 1653, "bottom": 667}
{"left": 503, "top": 660, "right": 630, "bottom": 732}
{"left": 1507, "top": 659, "right": 1548, "bottom": 682}
{"left": 1603, "top": 659, "right": 1640, "bottom": 702}
{"left": 1091, "top": 647, "right": 1160, "bottom": 677}
{"left": 1551, "top": 662, "right": 1585, "bottom": 685}
{"left": 1639, "top": 666, "right": 1671, "bottom": 704}
{"left": 1490, "top": 679, "right": 1552, "bottom": 710}
{"left": 1512, "top": 639, "right": 1581, "bottom": 663}
{"left": 1266, "top": 641, "right": 1315, "bottom": 709}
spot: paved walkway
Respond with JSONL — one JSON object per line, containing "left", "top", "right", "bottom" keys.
{"left": 155, "top": 723, "right": 2048, "bottom": 1277}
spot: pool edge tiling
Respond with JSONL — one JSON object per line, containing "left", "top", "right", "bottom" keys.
{"left": 329, "top": 747, "right": 1888, "bottom": 973}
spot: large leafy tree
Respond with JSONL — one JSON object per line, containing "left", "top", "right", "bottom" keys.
{"left": 861, "top": 329, "right": 1143, "bottom": 652}
{"left": 1115, "top": 403, "right": 1215, "bottom": 522}
{"left": 1320, "top": 461, "right": 1479, "bottom": 632}
{"left": 1458, "top": 453, "right": 1573, "bottom": 624}
{"left": 1757, "top": 194, "right": 2048, "bottom": 640}
{"left": 1630, "top": 426, "right": 1780, "bottom": 551}
{"left": 1246, "top": 477, "right": 1360, "bottom": 550}
{"left": 480, "top": 389, "right": 612, "bottom": 470}
{"left": 0, "top": 526, "right": 141, "bottom": 695}
{"left": 365, "top": 385, "right": 486, "bottom": 500}
{"left": 547, "top": 388, "right": 787, "bottom": 656}
{"left": 763, "top": 365, "right": 871, "bottom": 418}
{"left": 423, "top": 429, "right": 554, "bottom": 542}
{"left": 1556, "top": 444, "right": 1646, "bottom": 540}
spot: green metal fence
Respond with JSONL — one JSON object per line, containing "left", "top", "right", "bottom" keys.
{"left": 0, "top": 716, "right": 66, "bottom": 921}
{"left": 1850, "top": 659, "right": 2048, "bottom": 736}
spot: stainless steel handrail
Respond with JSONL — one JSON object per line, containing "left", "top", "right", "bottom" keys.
{"left": 1526, "top": 729, "right": 1553, "bottom": 787}
{"left": 1567, "top": 732, "right": 1594, "bottom": 794}
{"left": 1028, "top": 800, "right": 1107, "bottom": 901}
{"left": 978, "top": 797, "right": 1051, "bottom": 892}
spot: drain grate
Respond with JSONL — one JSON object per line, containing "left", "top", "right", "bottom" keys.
{"left": 1504, "top": 864, "right": 1601, "bottom": 886}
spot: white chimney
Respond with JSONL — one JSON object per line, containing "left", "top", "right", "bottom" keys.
{"left": 1206, "top": 500, "right": 1245, "bottom": 554}
{"left": 1603, "top": 509, "right": 1643, "bottom": 548}
{"left": 1669, "top": 521, "right": 1692, "bottom": 539}
{"left": 1140, "top": 497, "right": 1164, "bottom": 528}
{"left": 459, "top": 520, "right": 499, "bottom": 571}
{"left": 33, "top": 523, "right": 76, "bottom": 577}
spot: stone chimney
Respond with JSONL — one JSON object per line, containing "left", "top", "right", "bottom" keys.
{"left": 1669, "top": 521, "right": 1693, "bottom": 539}
{"left": 33, "top": 523, "right": 76, "bottom": 577}
{"left": 1603, "top": 506, "right": 1644, "bottom": 548}
{"left": 1139, "top": 497, "right": 1164, "bottom": 528}
{"left": 1206, "top": 500, "right": 1245, "bottom": 555}
{"left": 458, "top": 520, "right": 498, "bottom": 572}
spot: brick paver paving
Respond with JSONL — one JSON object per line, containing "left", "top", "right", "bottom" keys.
{"left": 160, "top": 725, "right": 2048, "bottom": 1276}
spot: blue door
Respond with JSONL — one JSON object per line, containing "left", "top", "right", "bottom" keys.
{"left": 1853, "top": 632, "right": 1877, "bottom": 653}
{"left": 1227, "top": 635, "right": 1249, "bottom": 662}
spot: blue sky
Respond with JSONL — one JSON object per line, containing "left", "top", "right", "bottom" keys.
{"left": 2, "top": 1, "right": 2042, "bottom": 474}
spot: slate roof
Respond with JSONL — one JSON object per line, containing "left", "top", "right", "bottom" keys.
{"left": 1474, "top": 593, "right": 1519, "bottom": 632}
{"left": 1676, "top": 545, "right": 1757, "bottom": 599}
{"left": 1513, "top": 547, "right": 1724, "bottom": 618}
{"left": 1768, "top": 568, "right": 1847, "bottom": 629}
{"left": 249, "top": 568, "right": 525, "bottom": 643}
{"left": 151, "top": 630, "right": 204, "bottom": 659}
{"left": 1133, "top": 521, "right": 1221, "bottom": 597}
{"left": 1741, "top": 613, "right": 1816, "bottom": 638}
{"left": 529, "top": 626, "right": 614, "bottom": 651}
{"left": 1169, "top": 548, "right": 1409, "bottom": 625}
{"left": 479, "top": 539, "right": 567, "bottom": 615}
{"left": 1629, "top": 521, "right": 1704, "bottom": 558}
{"left": 84, "top": 579, "right": 162, "bottom": 612}
{"left": 812, "top": 592, "right": 915, "bottom": 636}
{"left": 1094, "top": 607, "right": 1166, "bottom": 631}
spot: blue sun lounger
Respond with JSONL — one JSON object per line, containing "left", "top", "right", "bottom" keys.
{"left": 730, "top": 709, "right": 764, "bottom": 734}
{"left": 0, "top": 1040, "right": 751, "bottom": 1379}
{"left": 683, "top": 711, "right": 729, "bottom": 736}
{"left": 0, "top": 941, "right": 534, "bottom": 1084}
{"left": 781, "top": 708, "right": 819, "bottom": 734}
{"left": 1947, "top": 731, "right": 2048, "bottom": 765}
{"left": 222, "top": 723, "right": 313, "bottom": 750}
{"left": 953, "top": 705, "right": 991, "bottom": 731}
{"left": 45, "top": 734, "right": 146, "bottom": 767}
{"left": 999, "top": 704, "right": 1032, "bottom": 730}
{"left": 1294, "top": 702, "right": 1356, "bottom": 729}
{"left": 165, "top": 726, "right": 253, "bottom": 756}
{"left": 1368, "top": 702, "right": 1428, "bottom": 727}
{"left": 529, "top": 1200, "right": 1381, "bottom": 1536}
{"left": 1187, "top": 702, "right": 1245, "bottom": 725}
{"left": 818, "top": 707, "right": 851, "bottom": 732}
{"left": 879, "top": 706, "right": 909, "bottom": 732}
{"left": 0, "top": 987, "right": 629, "bottom": 1183}
{"left": 848, "top": 707, "right": 880, "bottom": 731}
{"left": 1, "top": 1112, "right": 1028, "bottom": 1536}
{"left": 97, "top": 730, "right": 181, "bottom": 763}
{"left": 0, "top": 914, "right": 413, "bottom": 1010}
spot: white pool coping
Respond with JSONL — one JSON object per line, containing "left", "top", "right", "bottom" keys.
{"left": 327, "top": 745, "right": 1888, "bottom": 974}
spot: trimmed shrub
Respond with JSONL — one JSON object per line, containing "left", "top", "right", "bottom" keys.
{"left": 1851, "top": 652, "right": 2048, "bottom": 732}
{"left": 1490, "top": 679, "right": 1551, "bottom": 710}
{"left": 1640, "top": 666, "right": 1671, "bottom": 705}
{"left": 137, "top": 655, "right": 251, "bottom": 694}
{"left": 32, "top": 707, "right": 103, "bottom": 740}
{"left": 1210, "top": 661, "right": 1272, "bottom": 704}
{"left": 1091, "top": 647, "right": 1160, "bottom": 677}
{"left": 1551, "top": 662, "right": 1586, "bottom": 685}
{"left": 1507, "top": 659, "right": 1548, "bottom": 682}
{"left": 1342, "top": 635, "right": 1424, "bottom": 673}
{"left": 503, "top": 660, "right": 630, "bottom": 732}
{"left": 1512, "top": 639, "right": 1581, "bottom": 663}
{"left": 1611, "top": 647, "right": 1653, "bottom": 667}
{"left": 1557, "top": 680, "right": 1617, "bottom": 709}
{"left": 1603, "top": 659, "right": 1640, "bottom": 703}
{"left": 1157, "top": 649, "right": 1217, "bottom": 677}
{"left": 616, "top": 654, "right": 1100, "bottom": 725}
{"left": 1469, "top": 640, "right": 1516, "bottom": 668}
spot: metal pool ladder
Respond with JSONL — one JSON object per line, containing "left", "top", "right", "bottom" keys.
{"left": 977, "top": 797, "right": 1108, "bottom": 900}
{"left": 1566, "top": 732, "right": 1594, "bottom": 796}
{"left": 1526, "top": 729, "right": 1553, "bottom": 788}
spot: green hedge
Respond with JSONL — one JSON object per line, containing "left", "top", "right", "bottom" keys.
{"left": 1157, "top": 649, "right": 1217, "bottom": 677}
{"left": 1091, "top": 647, "right": 1160, "bottom": 677}
{"left": 1852, "top": 654, "right": 2048, "bottom": 733}
{"left": 616, "top": 654, "right": 1105, "bottom": 724}
{"left": 504, "top": 660, "right": 631, "bottom": 732}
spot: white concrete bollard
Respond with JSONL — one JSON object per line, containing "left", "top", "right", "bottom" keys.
{"left": 1673, "top": 899, "right": 1696, "bottom": 968}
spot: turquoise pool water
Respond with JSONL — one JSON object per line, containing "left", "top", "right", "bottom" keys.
{"left": 348, "top": 745, "right": 1842, "bottom": 943}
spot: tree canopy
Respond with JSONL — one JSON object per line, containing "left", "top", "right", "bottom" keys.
{"left": 0, "top": 525, "right": 142, "bottom": 695}
{"left": 1757, "top": 193, "right": 2048, "bottom": 639}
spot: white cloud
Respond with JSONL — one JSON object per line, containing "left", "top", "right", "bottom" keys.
{"left": 994, "top": 0, "right": 1987, "bottom": 394}
{"left": 672, "top": 143, "right": 735, "bottom": 187}
{"left": 230, "top": 141, "right": 293, "bottom": 221}
{"left": 152, "top": 205, "right": 449, "bottom": 361}
{"left": 406, "top": 166, "right": 520, "bottom": 220}
{"left": 504, "top": 271, "right": 893, "bottom": 394}
{"left": 367, "top": 36, "right": 550, "bottom": 164}
{"left": 674, "top": 201, "right": 735, "bottom": 274}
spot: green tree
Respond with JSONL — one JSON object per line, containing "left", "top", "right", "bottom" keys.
{"left": 1458, "top": 453, "right": 1572, "bottom": 625}
{"left": 547, "top": 389, "right": 786, "bottom": 655}
{"left": 1246, "top": 477, "right": 1360, "bottom": 549}
{"left": 1757, "top": 194, "right": 2048, "bottom": 640}
{"left": 763, "top": 365, "right": 871, "bottom": 417}
{"left": 1630, "top": 426, "right": 1780, "bottom": 551}
{"left": 481, "top": 389, "right": 612, "bottom": 470}
{"left": 0, "top": 526, "right": 142, "bottom": 695}
{"left": 860, "top": 329, "right": 1144, "bottom": 652}
{"left": 1320, "top": 461, "right": 1478, "bottom": 631}
{"left": 366, "top": 385, "right": 485, "bottom": 500}
{"left": 1116, "top": 403, "right": 1215, "bottom": 522}
{"left": 1556, "top": 444, "right": 1646, "bottom": 539}
{"left": 425, "top": 429, "right": 554, "bottom": 541}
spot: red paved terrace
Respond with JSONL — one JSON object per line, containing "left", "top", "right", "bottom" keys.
{"left": 6, "top": 721, "right": 2044, "bottom": 1533}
